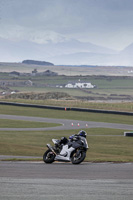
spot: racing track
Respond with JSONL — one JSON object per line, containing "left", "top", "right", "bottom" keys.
{"left": 0, "top": 114, "right": 133, "bottom": 199}
{"left": 0, "top": 114, "right": 133, "bottom": 131}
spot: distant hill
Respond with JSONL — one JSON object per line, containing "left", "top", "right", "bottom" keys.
{"left": 121, "top": 43, "right": 133, "bottom": 54}
{"left": 1, "top": 36, "right": 133, "bottom": 66}
{"left": 22, "top": 60, "right": 54, "bottom": 66}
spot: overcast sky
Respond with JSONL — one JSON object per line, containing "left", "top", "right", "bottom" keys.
{"left": 0, "top": 0, "right": 133, "bottom": 50}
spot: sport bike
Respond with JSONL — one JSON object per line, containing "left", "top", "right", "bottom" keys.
{"left": 43, "top": 130, "right": 89, "bottom": 164}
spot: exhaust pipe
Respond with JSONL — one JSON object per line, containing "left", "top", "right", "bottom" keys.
{"left": 47, "top": 144, "right": 57, "bottom": 155}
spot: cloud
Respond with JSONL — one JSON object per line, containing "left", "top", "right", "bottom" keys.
{"left": 0, "top": 0, "right": 133, "bottom": 49}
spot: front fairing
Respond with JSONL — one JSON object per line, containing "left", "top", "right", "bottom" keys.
{"left": 77, "top": 137, "right": 89, "bottom": 150}
{"left": 82, "top": 137, "right": 89, "bottom": 149}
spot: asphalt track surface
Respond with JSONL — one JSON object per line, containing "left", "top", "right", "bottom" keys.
{"left": 0, "top": 114, "right": 133, "bottom": 131}
{"left": 0, "top": 114, "right": 133, "bottom": 199}
{"left": 0, "top": 162, "right": 133, "bottom": 200}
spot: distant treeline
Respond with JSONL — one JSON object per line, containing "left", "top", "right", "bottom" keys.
{"left": 57, "top": 65, "right": 97, "bottom": 67}
{"left": 57, "top": 65, "right": 129, "bottom": 67}
{"left": 22, "top": 60, "right": 54, "bottom": 66}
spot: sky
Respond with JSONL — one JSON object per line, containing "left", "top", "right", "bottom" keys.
{"left": 0, "top": 0, "right": 133, "bottom": 50}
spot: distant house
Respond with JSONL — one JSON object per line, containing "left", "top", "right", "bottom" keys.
{"left": 9, "top": 71, "right": 20, "bottom": 77}
{"left": 31, "top": 70, "right": 58, "bottom": 76}
{"left": 25, "top": 80, "right": 33, "bottom": 86}
{"left": 32, "top": 69, "right": 38, "bottom": 74}
{"left": 65, "top": 81, "right": 95, "bottom": 89}
{"left": 38, "top": 70, "right": 58, "bottom": 76}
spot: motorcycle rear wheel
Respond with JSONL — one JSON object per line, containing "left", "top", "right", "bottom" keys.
{"left": 43, "top": 149, "right": 55, "bottom": 164}
{"left": 71, "top": 151, "right": 86, "bottom": 164}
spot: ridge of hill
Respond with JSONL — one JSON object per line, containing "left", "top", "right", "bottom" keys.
{"left": 22, "top": 60, "right": 54, "bottom": 66}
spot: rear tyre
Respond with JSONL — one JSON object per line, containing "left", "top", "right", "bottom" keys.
{"left": 43, "top": 149, "right": 55, "bottom": 164}
{"left": 71, "top": 150, "right": 86, "bottom": 164}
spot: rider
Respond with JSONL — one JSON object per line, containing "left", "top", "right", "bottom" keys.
{"left": 69, "top": 130, "right": 87, "bottom": 141}
{"left": 58, "top": 130, "right": 87, "bottom": 146}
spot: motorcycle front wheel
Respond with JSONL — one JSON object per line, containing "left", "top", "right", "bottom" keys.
{"left": 43, "top": 149, "right": 55, "bottom": 164}
{"left": 71, "top": 150, "right": 86, "bottom": 164}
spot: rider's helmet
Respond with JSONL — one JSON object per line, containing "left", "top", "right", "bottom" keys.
{"left": 78, "top": 130, "right": 87, "bottom": 138}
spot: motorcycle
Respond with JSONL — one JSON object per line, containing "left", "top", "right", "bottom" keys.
{"left": 43, "top": 130, "right": 89, "bottom": 164}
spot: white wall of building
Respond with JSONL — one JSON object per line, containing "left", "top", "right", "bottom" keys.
{"left": 65, "top": 82, "right": 95, "bottom": 88}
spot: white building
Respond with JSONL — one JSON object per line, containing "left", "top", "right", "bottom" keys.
{"left": 65, "top": 82, "right": 95, "bottom": 89}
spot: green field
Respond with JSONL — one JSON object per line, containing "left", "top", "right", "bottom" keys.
{"left": 0, "top": 105, "right": 133, "bottom": 162}
{"left": 1, "top": 73, "right": 133, "bottom": 102}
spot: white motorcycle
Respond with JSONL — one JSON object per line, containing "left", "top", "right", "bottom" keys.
{"left": 43, "top": 130, "right": 89, "bottom": 164}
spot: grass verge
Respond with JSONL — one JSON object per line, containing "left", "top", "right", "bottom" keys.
{"left": 0, "top": 119, "right": 60, "bottom": 128}
{"left": 0, "top": 105, "right": 133, "bottom": 125}
{"left": 0, "top": 128, "right": 133, "bottom": 162}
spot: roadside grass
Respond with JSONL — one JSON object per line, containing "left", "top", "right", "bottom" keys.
{"left": 88, "top": 135, "right": 133, "bottom": 162}
{"left": 2, "top": 98, "right": 133, "bottom": 112}
{"left": 0, "top": 128, "right": 133, "bottom": 162}
{"left": 0, "top": 105, "right": 133, "bottom": 125}
{"left": 0, "top": 119, "right": 60, "bottom": 128}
